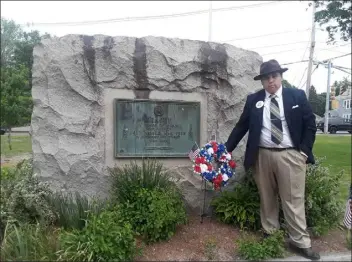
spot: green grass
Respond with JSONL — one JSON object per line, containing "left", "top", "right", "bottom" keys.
{"left": 314, "top": 135, "right": 351, "bottom": 203}
{"left": 0, "top": 135, "right": 32, "bottom": 157}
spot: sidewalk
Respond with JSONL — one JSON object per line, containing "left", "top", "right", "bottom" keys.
{"left": 270, "top": 251, "right": 351, "bottom": 261}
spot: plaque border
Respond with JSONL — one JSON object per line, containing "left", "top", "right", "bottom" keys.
{"left": 113, "top": 98, "right": 201, "bottom": 158}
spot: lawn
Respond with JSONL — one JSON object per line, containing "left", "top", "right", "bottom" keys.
{"left": 0, "top": 134, "right": 350, "bottom": 202}
{"left": 0, "top": 135, "right": 32, "bottom": 157}
{"left": 314, "top": 135, "right": 351, "bottom": 203}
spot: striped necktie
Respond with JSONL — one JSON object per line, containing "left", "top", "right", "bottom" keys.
{"left": 270, "top": 94, "right": 283, "bottom": 145}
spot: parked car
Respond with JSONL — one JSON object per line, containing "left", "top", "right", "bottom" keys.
{"left": 0, "top": 127, "right": 6, "bottom": 135}
{"left": 316, "top": 117, "right": 352, "bottom": 134}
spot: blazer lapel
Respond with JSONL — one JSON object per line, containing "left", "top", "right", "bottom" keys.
{"left": 254, "top": 89, "right": 266, "bottom": 128}
{"left": 282, "top": 87, "right": 292, "bottom": 125}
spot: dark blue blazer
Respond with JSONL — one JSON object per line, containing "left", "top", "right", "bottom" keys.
{"left": 225, "top": 87, "right": 317, "bottom": 170}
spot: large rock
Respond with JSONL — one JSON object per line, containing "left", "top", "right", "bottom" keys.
{"left": 31, "top": 35, "right": 262, "bottom": 209}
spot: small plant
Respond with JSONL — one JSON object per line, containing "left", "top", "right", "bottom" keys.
{"left": 237, "top": 230, "right": 285, "bottom": 261}
{"left": 0, "top": 159, "right": 55, "bottom": 241}
{"left": 57, "top": 209, "right": 136, "bottom": 262}
{"left": 108, "top": 158, "right": 178, "bottom": 204}
{"left": 119, "top": 187, "right": 187, "bottom": 243}
{"left": 204, "top": 237, "right": 217, "bottom": 260}
{"left": 45, "top": 191, "right": 105, "bottom": 230}
{"left": 0, "top": 222, "right": 60, "bottom": 261}
{"left": 210, "top": 172, "right": 261, "bottom": 231}
{"left": 305, "top": 157, "right": 344, "bottom": 236}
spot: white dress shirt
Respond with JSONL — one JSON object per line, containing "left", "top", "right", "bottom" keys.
{"left": 259, "top": 86, "right": 294, "bottom": 148}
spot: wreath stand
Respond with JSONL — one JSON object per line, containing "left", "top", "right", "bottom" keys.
{"left": 200, "top": 162, "right": 222, "bottom": 223}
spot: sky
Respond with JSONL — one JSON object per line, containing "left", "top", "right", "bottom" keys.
{"left": 1, "top": 0, "right": 351, "bottom": 94}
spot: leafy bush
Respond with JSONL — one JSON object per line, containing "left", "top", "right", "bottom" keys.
{"left": 0, "top": 160, "right": 55, "bottom": 240}
{"left": 237, "top": 230, "right": 285, "bottom": 260}
{"left": 45, "top": 192, "right": 105, "bottom": 230}
{"left": 210, "top": 172, "right": 261, "bottom": 230}
{"left": 0, "top": 222, "right": 60, "bottom": 261}
{"left": 212, "top": 157, "right": 343, "bottom": 235}
{"left": 108, "top": 158, "right": 178, "bottom": 204}
{"left": 119, "top": 187, "right": 187, "bottom": 243}
{"left": 305, "top": 157, "right": 343, "bottom": 236}
{"left": 57, "top": 209, "right": 136, "bottom": 262}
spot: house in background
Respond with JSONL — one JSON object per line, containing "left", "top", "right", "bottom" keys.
{"left": 329, "top": 86, "right": 351, "bottom": 120}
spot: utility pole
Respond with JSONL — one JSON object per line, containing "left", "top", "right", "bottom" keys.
{"left": 208, "top": 1, "right": 212, "bottom": 41}
{"left": 305, "top": 1, "right": 316, "bottom": 99}
{"left": 324, "top": 61, "right": 332, "bottom": 134}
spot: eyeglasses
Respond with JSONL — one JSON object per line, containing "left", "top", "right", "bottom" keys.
{"left": 262, "top": 72, "right": 280, "bottom": 80}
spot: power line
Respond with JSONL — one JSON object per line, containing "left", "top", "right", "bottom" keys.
{"left": 21, "top": 1, "right": 283, "bottom": 27}
{"left": 322, "top": 53, "right": 351, "bottom": 62}
{"left": 281, "top": 53, "right": 351, "bottom": 66}
{"left": 297, "top": 67, "right": 308, "bottom": 88}
{"left": 222, "top": 28, "right": 311, "bottom": 43}
{"left": 261, "top": 43, "right": 351, "bottom": 56}
{"left": 292, "top": 40, "right": 311, "bottom": 84}
{"left": 281, "top": 60, "right": 310, "bottom": 66}
{"left": 300, "top": 64, "right": 319, "bottom": 89}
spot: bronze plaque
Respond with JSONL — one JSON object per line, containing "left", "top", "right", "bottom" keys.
{"left": 114, "top": 99, "right": 200, "bottom": 157}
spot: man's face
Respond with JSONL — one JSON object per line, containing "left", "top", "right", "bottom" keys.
{"left": 261, "top": 72, "right": 282, "bottom": 94}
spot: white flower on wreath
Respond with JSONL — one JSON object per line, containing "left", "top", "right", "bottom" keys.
{"left": 200, "top": 163, "right": 208, "bottom": 173}
{"left": 207, "top": 147, "right": 214, "bottom": 155}
{"left": 222, "top": 174, "right": 229, "bottom": 181}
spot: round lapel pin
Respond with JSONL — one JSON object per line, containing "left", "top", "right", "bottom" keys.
{"left": 256, "top": 101, "right": 264, "bottom": 108}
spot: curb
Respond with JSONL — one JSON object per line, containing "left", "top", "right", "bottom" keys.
{"left": 270, "top": 252, "right": 351, "bottom": 261}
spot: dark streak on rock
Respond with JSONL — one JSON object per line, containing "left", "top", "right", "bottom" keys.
{"left": 133, "top": 89, "right": 150, "bottom": 99}
{"left": 198, "top": 42, "right": 229, "bottom": 89}
{"left": 81, "top": 35, "right": 96, "bottom": 85}
{"left": 133, "top": 38, "right": 149, "bottom": 90}
{"left": 102, "top": 36, "right": 114, "bottom": 60}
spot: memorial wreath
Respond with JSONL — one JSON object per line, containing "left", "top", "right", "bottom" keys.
{"left": 192, "top": 141, "right": 236, "bottom": 190}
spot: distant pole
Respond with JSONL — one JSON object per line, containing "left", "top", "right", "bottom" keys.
{"left": 324, "top": 61, "right": 332, "bottom": 134}
{"left": 208, "top": 1, "right": 212, "bottom": 41}
{"left": 305, "top": 1, "right": 316, "bottom": 99}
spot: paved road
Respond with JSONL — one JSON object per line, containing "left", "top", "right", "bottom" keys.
{"left": 316, "top": 130, "right": 351, "bottom": 136}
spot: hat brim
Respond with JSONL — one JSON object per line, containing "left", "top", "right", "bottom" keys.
{"left": 253, "top": 68, "right": 288, "bottom": 81}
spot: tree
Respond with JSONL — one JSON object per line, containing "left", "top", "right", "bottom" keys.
{"left": 0, "top": 65, "right": 33, "bottom": 149}
{"left": 282, "top": 79, "right": 297, "bottom": 89}
{"left": 13, "top": 30, "right": 50, "bottom": 89}
{"left": 1, "top": 18, "right": 23, "bottom": 67}
{"left": 314, "top": 0, "right": 352, "bottom": 43}
{"left": 332, "top": 77, "right": 351, "bottom": 96}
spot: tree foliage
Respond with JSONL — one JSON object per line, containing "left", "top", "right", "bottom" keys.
{"left": 314, "top": 0, "right": 352, "bottom": 43}
{"left": 282, "top": 79, "right": 297, "bottom": 89}
{"left": 309, "top": 85, "right": 327, "bottom": 117}
{"left": 1, "top": 17, "right": 50, "bottom": 149}
{"left": 332, "top": 77, "right": 351, "bottom": 96}
{"left": 1, "top": 18, "right": 23, "bottom": 67}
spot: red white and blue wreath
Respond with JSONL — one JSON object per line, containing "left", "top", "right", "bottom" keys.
{"left": 192, "top": 141, "right": 236, "bottom": 190}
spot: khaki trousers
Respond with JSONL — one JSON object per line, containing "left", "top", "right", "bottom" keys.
{"left": 254, "top": 148, "right": 311, "bottom": 248}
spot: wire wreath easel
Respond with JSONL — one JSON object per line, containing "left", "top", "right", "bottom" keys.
{"left": 193, "top": 133, "right": 236, "bottom": 223}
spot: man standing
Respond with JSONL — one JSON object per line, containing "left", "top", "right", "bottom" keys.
{"left": 225, "top": 59, "right": 320, "bottom": 260}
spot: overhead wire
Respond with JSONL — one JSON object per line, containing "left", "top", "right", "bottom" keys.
{"left": 300, "top": 64, "right": 319, "bottom": 89}
{"left": 261, "top": 43, "right": 351, "bottom": 57}
{"left": 20, "top": 1, "right": 283, "bottom": 27}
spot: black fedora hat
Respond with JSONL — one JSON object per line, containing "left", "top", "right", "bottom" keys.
{"left": 254, "top": 59, "right": 288, "bottom": 80}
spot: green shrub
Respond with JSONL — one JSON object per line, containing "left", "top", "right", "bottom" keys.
{"left": 212, "top": 157, "right": 343, "bottom": 235}
{"left": 210, "top": 172, "right": 261, "bottom": 231}
{"left": 305, "top": 157, "right": 344, "bottom": 236}
{"left": 45, "top": 192, "right": 105, "bottom": 230}
{"left": 57, "top": 209, "right": 136, "bottom": 262}
{"left": 0, "top": 160, "right": 55, "bottom": 241}
{"left": 237, "top": 230, "right": 285, "bottom": 260}
{"left": 0, "top": 222, "right": 60, "bottom": 261}
{"left": 119, "top": 187, "right": 187, "bottom": 243}
{"left": 108, "top": 158, "right": 178, "bottom": 204}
